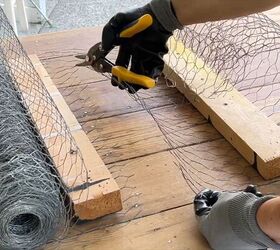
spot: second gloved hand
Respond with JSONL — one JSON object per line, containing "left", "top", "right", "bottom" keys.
{"left": 194, "top": 185, "right": 279, "bottom": 250}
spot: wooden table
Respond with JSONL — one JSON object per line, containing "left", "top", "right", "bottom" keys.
{"left": 21, "top": 24, "right": 280, "bottom": 250}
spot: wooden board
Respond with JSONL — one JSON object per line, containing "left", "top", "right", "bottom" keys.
{"left": 39, "top": 55, "right": 108, "bottom": 88}
{"left": 82, "top": 106, "right": 221, "bottom": 164}
{"left": 67, "top": 150, "right": 196, "bottom": 235}
{"left": 164, "top": 37, "right": 280, "bottom": 180}
{"left": 29, "top": 54, "right": 122, "bottom": 220}
{"left": 64, "top": 138, "right": 269, "bottom": 238}
{"left": 59, "top": 78, "right": 183, "bottom": 122}
{"left": 47, "top": 205, "right": 210, "bottom": 250}
{"left": 19, "top": 22, "right": 280, "bottom": 250}
{"left": 39, "top": 54, "right": 186, "bottom": 122}
{"left": 21, "top": 27, "right": 103, "bottom": 60}
{"left": 244, "top": 94, "right": 280, "bottom": 125}
{"left": 47, "top": 172, "right": 280, "bottom": 250}
{"left": 170, "top": 139, "right": 269, "bottom": 191}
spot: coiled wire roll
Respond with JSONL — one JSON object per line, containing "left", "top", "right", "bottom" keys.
{"left": 0, "top": 57, "right": 69, "bottom": 249}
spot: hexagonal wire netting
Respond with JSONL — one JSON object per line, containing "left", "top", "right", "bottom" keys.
{"left": 0, "top": 7, "right": 89, "bottom": 249}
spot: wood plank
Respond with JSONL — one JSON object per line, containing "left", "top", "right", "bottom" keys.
{"left": 68, "top": 150, "right": 195, "bottom": 235}
{"left": 66, "top": 138, "right": 267, "bottom": 237}
{"left": 246, "top": 94, "right": 280, "bottom": 125}
{"left": 21, "top": 27, "right": 103, "bottom": 60}
{"left": 40, "top": 55, "right": 108, "bottom": 88}
{"left": 49, "top": 205, "right": 210, "bottom": 250}
{"left": 39, "top": 54, "right": 186, "bottom": 122}
{"left": 68, "top": 130, "right": 122, "bottom": 220}
{"left": 30, "top": 55, "right": 122, "bottom": 220}
{"left": 170, "top": 139, "right": 267, "bottom": 192}
{"left": 164, "top": 37, "right": 280, "bottom": 180}
{"left": 58, "top": 145, "right": 280, "bottom": 250}
{"left": 150, "top": 104, "right": 222, "bottom": 148}
{"left": 82, "top": 110, "right": 170, "bottom": 164}
{"left": 259, "top": 179, "right": 280, "bottom": 195}
{"left": 82, "top": 105, "right": 221, "bottom": 164}
{"left": 59, "top": 78, "right": 184, "bottom": 122}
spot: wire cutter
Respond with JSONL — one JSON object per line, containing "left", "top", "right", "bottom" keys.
{"left": 75, "top": 14, "right": 156, "bottom": 91}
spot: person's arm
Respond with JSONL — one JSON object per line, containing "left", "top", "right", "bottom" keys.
{"left": 257, "top": 197, "right": 280, "bottom": 244}
{"left": 172, "top": 0, "right": 280, "bottom": 25}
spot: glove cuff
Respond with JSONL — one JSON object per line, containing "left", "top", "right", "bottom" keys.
{"left": 229, "top": 193, "right": 280, "bottom": 249}
{"left": 149, "top": 0, "right": 183, "bottom": 32}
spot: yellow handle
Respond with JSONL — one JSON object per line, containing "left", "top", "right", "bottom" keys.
{"left": 112, "top": 66, "right": 156, "bottom": 89}
{"left": 120, "top": 14, "right": 153, "bottom": 38}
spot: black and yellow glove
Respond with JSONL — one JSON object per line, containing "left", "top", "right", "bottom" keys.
{"left": 102, "top": 0, "right": 182, "bottom": 93}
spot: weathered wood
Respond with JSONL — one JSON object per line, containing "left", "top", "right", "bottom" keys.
{"left": 29, "top": 54, "right": 122, "bottom": 220}
{"left": 48, "top": 205, "right": 210, "bottom": 250}
{"left": 164, "top": 37, "right": 280, "bottom": 179}
{"left": 21, "top": 26, "right": 280, "bottom": 250}
{"left": 68, "top": 150, "right": 195, "bottom": 235}
{"left": 39, "top": 55, "right": 108, "bottom": 88}
{"left": 150, "top": 105, "right": 222, "bottom": 148}
{"left": 21, "top": 27, "right": 103, "bottom": 60}
{"left": 246, "top": 94, "right": 280, "bottom": 126}
{"left": 37, "top": 55, "right": 186, "bottom": 122}
{"left": 170, "top": 139, "right": 268, "bottom": 192}
{"left": 63, "top": 138, "right": 268, "bottom": 238}
{"left": 59, "top": 78, "right": 183, "bottom": 122}
{"left": 82, "top": 105, "right": 221, "bottom": 164}
{"left": 83, "top": 110, "right": 170, "bottom": 164}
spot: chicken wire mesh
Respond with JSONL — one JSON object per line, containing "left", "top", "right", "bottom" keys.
{"left": 86, "top": 12, "right": 280, "bottom": 194}
{"left": 0, "top": 6, "right": 89, "bottom": 249}
{"left": 161, "top": 12, "right": 280, "bottom": 192}
{"left": 26, "top": 7, "right": 280, "bottom": 241}
{"left": 164, "top": 13, "right": 280, "bottom": 115}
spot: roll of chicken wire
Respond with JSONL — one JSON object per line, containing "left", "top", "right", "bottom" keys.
{"left": 0, "top": 6, "right": 88, "bottom": 249}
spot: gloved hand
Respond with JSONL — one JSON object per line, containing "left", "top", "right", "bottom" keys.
{"left": 194, "top": 185, "right": 279, "bottom": 250}
{"left": 102, "top": 0, "right": 182, "bottom": 93}
{"left": 194, "top": 184, "right": 263, "bottom": 217}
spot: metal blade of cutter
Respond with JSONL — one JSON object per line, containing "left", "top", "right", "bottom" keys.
{"left": 75, "top": 42, "right": 103, "bottom": 67}
{"left": 75, "top": 53, "right": 91, "bottom": 66}
{"left": 75, "top": 42, "right": 113, "bottom": 73}
{"left": 75, "top": 54, "right": 87, "bottom": 60}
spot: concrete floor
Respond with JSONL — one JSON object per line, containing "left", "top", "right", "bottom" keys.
{"left": 19, "top": 0, "right": 149, "bottom": 36}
